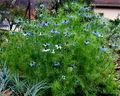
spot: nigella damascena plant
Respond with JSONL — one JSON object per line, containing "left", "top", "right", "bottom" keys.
{"left": 40, "top": 4, "right": 45, "bottom": 8}
{"left": 41, "top": 21, "right": 51, "bottom": 26}
{"left": 22, "top": 32, "right": 35, "bottom": 37}
{"left": 92, "top": 31, "right": 103, "bottom": 37}
{"left": 50, "top": 29, "right": 54, "bottom": 34}
{"left": 74, "top": 79, "right": 78, "bottom": 83}
{"left": 71, "top": 2, "right": 76, "bottom": 5}
{"left": 62, "top": 75, "right": 66, "bottom": 80}
{"left": 39, "top": 32, "right": 42, "bottom": 36}
{"left": 81, "top": 7, "right": 88, "bottom": 11}
{"left": 50, "top": 30, "right": 60, "bottom": 34}
{"left": 99, "top": 47, "right": 106, "bottom": 51}
{"left": 64, "top": 31, "right": 72, "bottom": 37}
{"left": 96, "top": 16, "right": 101, "bottom": 19}
{"left": 22, "top": 32, "right": 28, "bottom": 36}
{"left": 35, "top": 40, "right": 40, "bottom": 44}
{"left": 90, "top": 20, "right": 94, "bottom": 23}
{"left": 39, "top": 14, "right": 43, "bottom": 17}
{"left": 87, "top": 38, "right": 92, "bottom": 41}
{"left": 69, "top": 43, "right": 75, "bottom": 46}
{"left": 42, "top": 49, "right": 50, "bottom": 52}
{"left": 15, "top": 19, "right": 19, "bottom": 23}
{"left": 55, "top": 45, "right": 62, "bottom": 49}
{"left": 51, "top": 49, "right": 55, "bottom": 54}
{"left": 78, "top": 11, "right": 83, "bottom": 16}
{"left": 102, "top": 22, "right": 106, "bottom": 26}
{"left": 16, "top": 38, "right": 18, "bottom": 41}
{"left": 11, "top": 32, "right": 16, "bottom": 35}
{"left": 41, "top": 21, "right": 44, "bottom": 25}
{"left": 87, "top": 26, "right": 90, "bottom": 30}
{"left": 62, "top": 20, "right": 69, "bottom": 24}
{"left": 112, "top": 44, "right": 118, "bottom": 47}
{"left": 55, "top": 31, "right": 60, "bottom": 34}
{"left": 43, "top": 43, "right": 50, "bottom": 47}
{"left": 85, "top": 15, "right": 91, "bottom": 18}
{"left": 54, "top": 23, "right": 60, "bottom": 26}
{"left": 84, "top": 41, "right": 90, "bottom": 45}
{"left": 14, "top": 19, "right": 23, "bottom": 23}
{"left": 54, "top": 62, "right": 60, "bottom": 67}
{"left": 40, "top": 26, "right": 42, "bottom": 28}
{"left": 78, "top": 12, "right": 83, "bottom": 16}
{"left": 30, "top": 62, "right": 36, "bottom": 67}
{"left": 92, "top": 31, "right": 99, "bottom": 36}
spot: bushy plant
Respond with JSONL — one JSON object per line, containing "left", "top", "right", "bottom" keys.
{"left": 0, "top": 1, "right": 119, "bottom": 96}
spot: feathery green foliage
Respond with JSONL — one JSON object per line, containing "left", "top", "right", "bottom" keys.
{"left": 0, "top": 1, "right": 119, "bottom": 96}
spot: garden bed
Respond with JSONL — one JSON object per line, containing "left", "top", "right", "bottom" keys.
{"left": 0, "top": 1, "right": 120, "bottom": 96}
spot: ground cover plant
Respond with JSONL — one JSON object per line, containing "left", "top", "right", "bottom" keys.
{"left": 0, "top": 1, "right": 120, "bottom": 96}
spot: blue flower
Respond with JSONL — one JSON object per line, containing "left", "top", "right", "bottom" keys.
{"left": 31, "top": 34, "right": 35, "bottom": 37}
{"left": 96, "top": 16, "right": 101, "bottom": 19}
{"left": 40, "top": 26, "right": 42, "bottom": 28}
{"left": 81, "top": 7, "right": 88, "bottom": 11}
{"left": 62, "top": 20, "right": 69, "bottom": 24}
{"left": 41, "top": 21, "right": 45, "bottom": 25}
{"left": 64, "top": 31, "right": 72, "bottom": 37}
{"left": 35, "top": 41, "right": 40, "bottom": 44}
{"left": 92, "top": 31, "right": 100, "bottom": 36}
{"left": 64, "top": 31, "right": 68, "bottom": 37}
{"left": 50, "top": 30, "right": 54, "bottom": 33}
{"left": 27, "top": 33, "right": 31, "bottom": 36}
{"left": 74, "top": 79, "right": 78, "bottom": 83}
{"left": 95, "top": 33, "right": 99, "bottom": 36}
{"left": 30, "top": 62, "right": 36, "bottom": 67}
{"left": 45, "top": 23, "right": 48, "bottom": 26}
{"left": 84, "top": 41, "right": 90, "bottom": 45}
{"left": 68, "top": 33, "right": 72, "bottom": 37}
{"left": 102, "top": 22, "right": 106, "bottom": 26}
{"left": 22, "top": 32, "right": 28, "bottom": 36}
{"left": 87, "top": 38, "right": 91, "bottom": 41}
{"left": 54, "top": 23, "right": 60, "bottom": 26}
{"left": 90, "top": 20, "right": 94, "bottom": 22}
{"left": 99, "top": 47, "right": 106, "bottom": 51}
{"left": 15, "top": 19, "right": 23, "bottom": 23}
{"left": 22, "top": 32, "right": 35, "bottom": 37}
{"left": 71, "top": 64, "right": 75, "bottom": 67}
{"left": 15, "top": 19, "right": 19, "bottom": 23}
{"left": 20, "top": 20, "right": 23, "bottom": 23}
{"left": 87, "top": 26, "right": 90, "bottom": 29}
{"left": 112, "top": 44, "right": 118, "bottom": 47}
{"left": 55, "top": 31, "right": 60, "bottom": 34}
{"left": 47, "top": 21, "right": 51, "bottom": 24}
{"left": 41, "top": 21, "right": 50, "bottom": 26}
{"left": 85, "top": 15, "right": 91, "bottom": 18}
{"left": 78, "top": 12, "right": 83, "bottom": 16}
{"left": 54, "top": 62, "right": 60, "bottom": 66}
{"left": 11, "top": 32, "right": 16, "bottom": 35}
{"left": 50, "top": 30, "right": 60, "bottom": 34}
